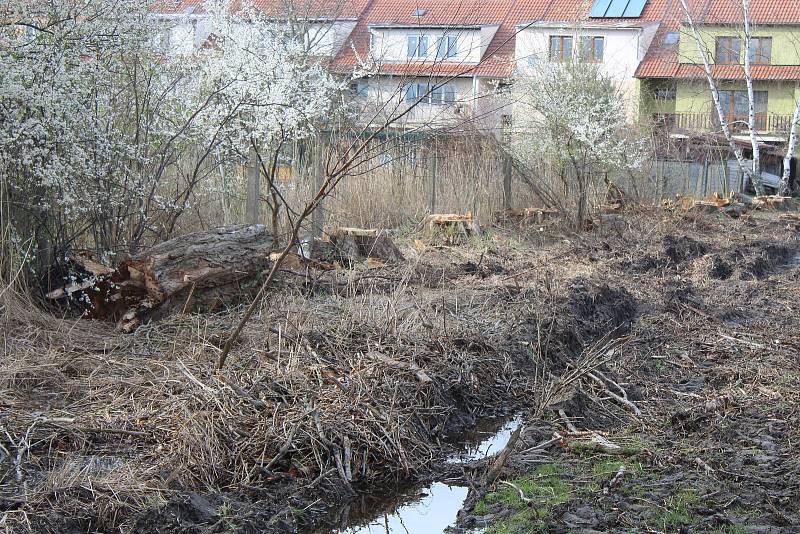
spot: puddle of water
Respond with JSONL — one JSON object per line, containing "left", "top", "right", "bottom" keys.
{"left": 446, "top": 414, "right": 523, "bottom": 464}
{"left": 319, "top": 414, "right": 523, "bottom": 534}
{"left": 336, "top": 482, "right": 468, "bottom": 534}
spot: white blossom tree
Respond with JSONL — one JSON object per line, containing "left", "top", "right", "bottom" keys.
{"left": 0, "top": 0, "right": 344, "bottom": 284}
{"left": 509, "top": 61, "right": 648, "bottom": 225}
{"left": 197, "top": 0, "right": 344, "bottom": 237}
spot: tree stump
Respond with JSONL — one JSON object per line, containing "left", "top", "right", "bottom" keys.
{"left": 424, "top": 213, "right": 482, "bottom": 244}
{"left": 310, "top": 227, "right": 404, "bottom": 267}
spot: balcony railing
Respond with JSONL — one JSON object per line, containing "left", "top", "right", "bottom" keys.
{"left": 653, "top": 113, "right": 795, "bottom": 136}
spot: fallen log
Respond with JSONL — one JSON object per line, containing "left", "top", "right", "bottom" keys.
{"left": 48, "top": 225, "right": 274, "bottom": 331}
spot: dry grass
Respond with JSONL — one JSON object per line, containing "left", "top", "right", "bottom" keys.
{"left": 0, "top": 247, "right": 547, "bottom": 532}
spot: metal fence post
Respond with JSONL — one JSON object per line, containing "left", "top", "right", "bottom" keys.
{"left": 503, "top": 153, "right": 513, "bottom": 209}
{"left": 312, "top": 133, "right": 326, "bottom": 238}
{"left": 246, "top": 144, "right": 260, "bottom": 225}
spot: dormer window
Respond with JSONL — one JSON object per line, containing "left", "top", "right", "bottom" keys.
{"left": 580, "top": 36, "right": 604, "bottom": 62}
{"left": 436, "top": 36, "right": 458, "bottom": 59}
{"left": 549, "top": 36, "right": 573, "bottom": 62}
{"left": 408, "top": 35, "right": 428, "bottom": 58}
{"left": 663, "top": 32, "right": 679, "bottom": 45}
{"left": 413, "top": 8, "right": 428, "bottom": 17}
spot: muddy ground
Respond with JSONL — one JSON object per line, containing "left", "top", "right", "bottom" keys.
{"left": 1, "top": 208, "right": 799, "bottom": 533}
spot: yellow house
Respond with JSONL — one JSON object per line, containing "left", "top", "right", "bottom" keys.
{"left": 637, "top": 7, "right": 800, "bottom": 142}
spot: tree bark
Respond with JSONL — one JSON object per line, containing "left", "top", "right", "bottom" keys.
{"left": 679, "top": 0, "right": 763, "bottom": 195}
{"left": 48, "top": 225, "right": 274, "bottom": 331}
{"left": 780, "top": 102, "right": 800, "bottom": 195}
{"left": 741, "top": 0, "right": 764, "bottom": 195}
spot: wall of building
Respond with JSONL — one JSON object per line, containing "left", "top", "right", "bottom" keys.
{"left": 674, "top": 80, "right": 798, "bottom": 115}
{"left": 677, "top": 25, "right": 800, "bottom": 66}
{"left": 639, "top": 79, "right": 677, "bottom": 115}
{"left": 155, "top": 16, "right": 354, "bottom": 57}
{"left": 353, "top": 76, "right": 476, "bottom": 126}
{"left": 370, "top": 27, "right": 489, "bottom": 64}
{"left": 305, "top": 21, "right": 357, "bottom": 56}
{"left": 515, "top": 25, "right": 659, "bottom": 115}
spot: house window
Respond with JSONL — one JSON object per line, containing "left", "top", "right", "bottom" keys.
{"left": 655, "top": 84, "right": 677, "bottom": 101}
{"left": 408, "top": 35, "right": 428, "bottom": 58}
{"left": 663, "top": 32, "right": 679, "bottom": 45}
{"left": 715, "top": 36, "right": 742, "bottom": 64}
{"left": 436, "top": 36, "right": 458, "bottom": 59}
{"left": 496, "top": 81, "right": 513, "bottom": 94}
{"left": 349, "top": 81, "right": 368, "bottom": 97}
{"left": 405, "top": 83, "right": 456, "bottom": 105}
{"left": 549, "top": 35, "right": 573, "bottom": 62}
{"left": 718, "top": 90, "right": 768, "bottom": 128}
{"left": 580, "top": 36, "right": 604, "bottom": 62}
{"left": 748, "top": 37, "right": 772, "bottom": 65}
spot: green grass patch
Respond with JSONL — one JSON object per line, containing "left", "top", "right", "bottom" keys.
{"left": 478, "top": 463, "right": 572, "bottom": 534}
{"left": 652, "top": 489, "right": 700, "bottom": 529}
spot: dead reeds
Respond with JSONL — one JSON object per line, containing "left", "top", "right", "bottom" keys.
{"left": 0, "top": 252, "right": 542, "bottom": 531}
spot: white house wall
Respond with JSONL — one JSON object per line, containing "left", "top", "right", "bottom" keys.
{"left": 305, "top": 21, "right": 357, "bottom": 56}
{"left": 356, "top": 76, "right": 477, "bottom": 126}
{"left": 156, "top": 16, "right": 354, "bottom": 57}
{"left": 515, "top": 25, "right": 659, "bottom": 114}
{"left": 370, "top": 28, "right": 484, "bottom": 64}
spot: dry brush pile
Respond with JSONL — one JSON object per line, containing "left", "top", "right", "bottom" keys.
{"left": 0, "top": 256, "right": 544, "bottom": 532}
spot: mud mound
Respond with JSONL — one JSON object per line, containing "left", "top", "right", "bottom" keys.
{"left": 567, "top": 280, "right": 638, "bottom": 341}
{"left": 663, "top": 235, "right": 708, "bottom": 265}
{"left": 734, "top": 244, "right": 793, "bottom": 280}
{"left": 689, "top": 254, "right": 733, "bottom": 280}
{"left": 622, "top": 235, "right": 710, "bottom": 274}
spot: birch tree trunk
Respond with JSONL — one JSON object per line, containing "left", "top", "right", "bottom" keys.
{"left": 741, "top": 0, "right": 764, "bottom": 195}
{"left": 779, "top": 101, "right": 800, "bottom": 195}
{"left": 679, "top": 0, "right": 763, "bottom": 195}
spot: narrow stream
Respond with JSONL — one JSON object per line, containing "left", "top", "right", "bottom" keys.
{"left": 325, "top": 414, "right": 523, "bottom": 534}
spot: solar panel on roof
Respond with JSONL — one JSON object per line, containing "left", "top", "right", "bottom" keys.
{"left": 622, "top": 0, "right": 648, "bottom": 17}
{"left": 604, "top": 0, "right": 630, "bottom": 17}
{"left": 589, "top": 0, "right": 614, "bottom": 17}
{"left": 589, "top": 0, "right": 648, "bottom": 18}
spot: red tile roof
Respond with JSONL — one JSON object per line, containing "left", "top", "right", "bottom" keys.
{"left": 331, "top": 0, "right": 522, "bottom": 78}
{"left": 151, "top": 0, "right": 800, "bottom": 82}
{"left": 150, "top": 0, "right": 370, "bottom": 19}
{"left": 331, "top": 0, "right": 671, "bottom": 79}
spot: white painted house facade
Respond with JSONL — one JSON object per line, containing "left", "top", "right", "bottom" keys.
{"left": 514, "top": 21, "right": 660, "bottom": 115}
{"left": 349, "top": 23, "right": 510, "bottom": 129}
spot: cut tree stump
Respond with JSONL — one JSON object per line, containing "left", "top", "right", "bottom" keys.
{"left": 310, "top": 227, "right": 404, "bottom": 266}
{"left": 751, "top": 196, "right": 795, "bottom": 211}
{"left": 495, "top": 207, "right": 559, "bottom": 224}
{"left": 424, "top": 212, "right": 482, "bottom": 243}
{"left": 47, "top": 225, "right": 274, "bottom": 332}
